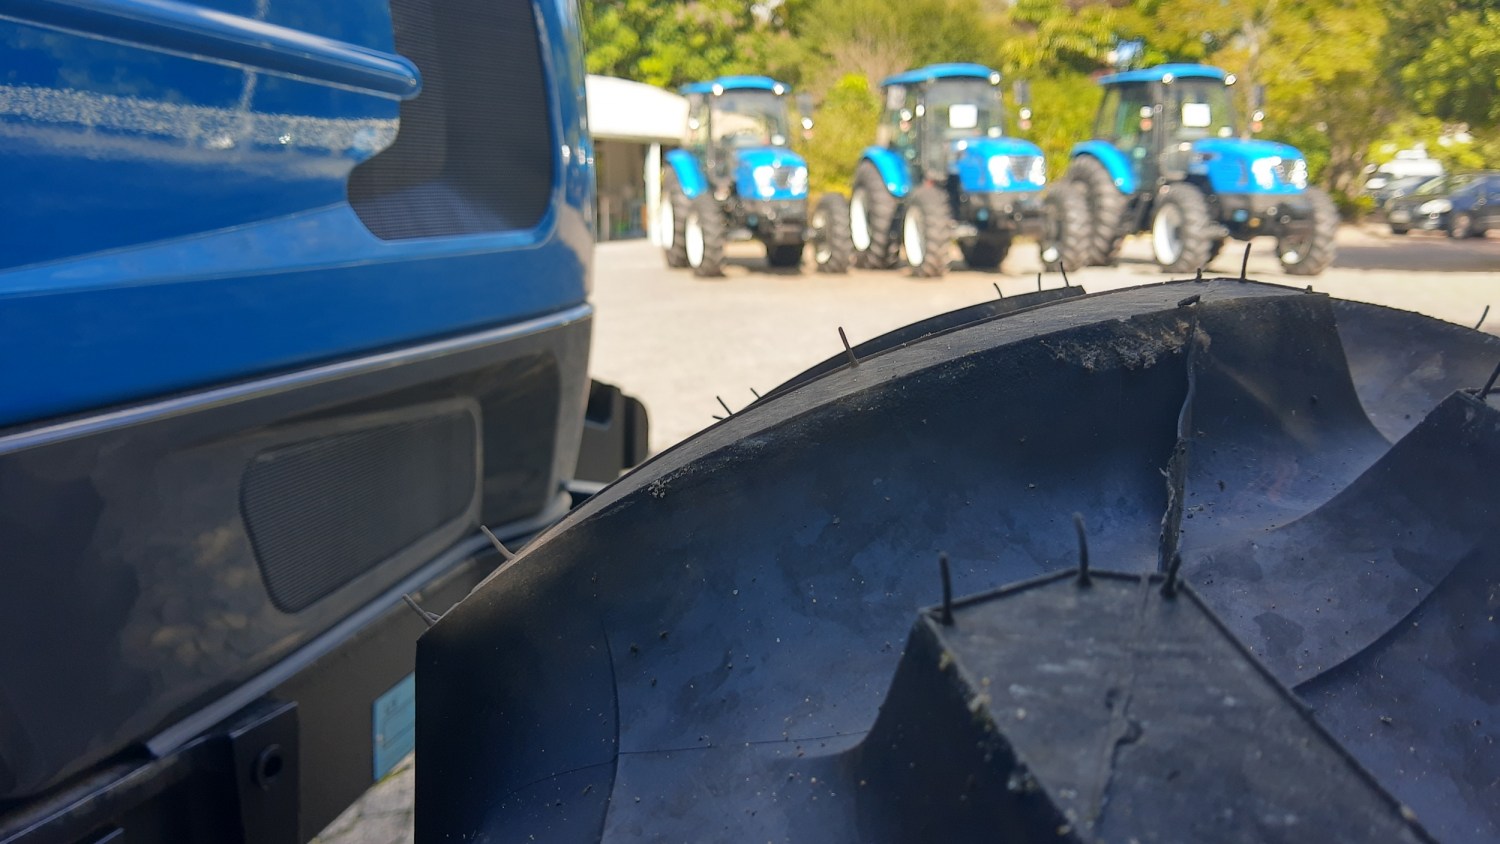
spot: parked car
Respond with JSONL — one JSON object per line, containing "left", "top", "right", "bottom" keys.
{"left": 1364, "top": 174, "right": 1435, "bottom": 212}
{"left": 1386, "top": 171, "right": 1500, "bottom": 237}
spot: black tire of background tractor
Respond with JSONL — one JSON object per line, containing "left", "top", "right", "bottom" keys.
{"left": 687, "top": 193, "right": 727, "bottom": 278}
{"left": 959, "top": 235, "right": 1011, "bottom": 270}
{"left": 661, "top": 171, "right": 691, "bottom": 268}
{"left": 1390, "top": 226, "right": 1410, "bottom": 235}
{"left": 812, "top": 193, "right": 854, "bottom": 274}
{"left": 1205, "top": 237, "right": 1225, "bottom": 267}
{"left": 1449, "top": 212, "right": 1475, "bottom": 239}
{"left": 903, "top": 184, "right": 953, "bottom": 278}
{"left": 852, "top": 161, "right": 900, "bottom": 269}
{"left": 766, "top": 242, "right": 805, "bottom": 268}
{"left": 1066, "top": 155, "right": 1128, "bottom": 266}
{"left": 1040, "top": 181, "right": 1089, "bottom": 273}
{"left": 1279, "top": 186, "right": 1338, "bottom": 276}
{"left": 1151, "top": 182, "right": 1214, "bottom": 274}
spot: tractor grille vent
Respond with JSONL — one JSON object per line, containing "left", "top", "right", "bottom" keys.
{"left": 1008, "top": 155, "right": 1042, "bottom": 184}
{"left": 242, "top": 409, "right": 479, "bottom": 612}
{"left": 348, "top": 0, "right": 554, "bottom": 239}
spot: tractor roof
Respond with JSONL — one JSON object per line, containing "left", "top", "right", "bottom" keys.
{"left": 881, "top": 63, "right": 1000, "bottom": 87}
{"left": 1099, "top": 63, "right": 1227, "bottom": 85}
{"left": 679, "top": 76, "right": 790, "bottom": 95}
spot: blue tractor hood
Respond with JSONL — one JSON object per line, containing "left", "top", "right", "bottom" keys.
{"left": 951, "top": 137, "right": 1046, "bottom": 193}
{"left": 733, "top": 146, "right": 809, "bottom": 201}
{"left": 1190, "top": 137, "right": 1309, "bottom": 195}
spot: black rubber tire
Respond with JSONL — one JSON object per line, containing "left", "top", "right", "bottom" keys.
{"left": 686, "top": 192, "right": 726, "bottom": 278}
{"left": 1390, "top": 226, "right": 1410, "bottom": 235}
{"left": 1039, "top": 181, "right": 1089, "bottom": 273}
{"left": 1449, "top": 212, "right": 1475, "bottom": 239}
{"left": 812, "top": 193, "right": 854, "bottom": 274}
{"left": 1279, "top": 186, "right": 1338, "bottom": 276}
{"left": 902, "top": 184, "right": 953, "bottom": 278}
{"left": 1150, "top": 182, "right": 1214, "bottom": 274}
{"left": 766, "top": 242, "right": 805, "bottom": 268}
{"left": 661, "top": 171, "right": 691, "bottom": 268}
{"left": 1205, "top": 237, "right": 1226, "bottom": 267}
{"left": 959, "top": 235, "right": 1011, "bottom": 271}
{"left": 1066, "top": 155, "right": 1128, "bottom": 266}
{"left": 851, "top": 161, "right": 900, "bottom": 269}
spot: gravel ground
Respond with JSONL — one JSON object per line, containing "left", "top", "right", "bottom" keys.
{"left": 317, "top": 223, "right": 1495, "bottom": 843}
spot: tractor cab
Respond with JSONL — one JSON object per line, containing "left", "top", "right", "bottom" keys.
{"left": 1066, "top": 63, "right": 1336, "bottom": 275}
{"left": 851, "top": 64, "right": 1081, "bottom": 276}
{"left": 682, "top": 77, "right": 800, "bottom": 192}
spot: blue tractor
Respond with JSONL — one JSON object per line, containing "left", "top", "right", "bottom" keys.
{"left": 1065, "top": 63, "right": 1339, "bottom": 275}
{"left": 848, "top": 63, "right": 1086, "bottom": 277}
{"left": 660, "top": 76, "right": 852, "bottom": 276}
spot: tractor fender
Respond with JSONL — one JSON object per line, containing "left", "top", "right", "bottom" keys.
{"left": 860, "top": 146, "right": 912, "bottom": 198}
{"left": 1070, "top": 141, "right": 1136, "bottom": 195}
{"left": 665, "top": 149, "right": 708, "bottom": 199}
{"left": 951, "top": 137, "right": 1046, "bottom": 194}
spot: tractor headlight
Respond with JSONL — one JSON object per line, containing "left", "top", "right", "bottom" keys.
{"left": 1250, "top": 157, "right": 1279, "bottom": 190}
{"left": 1028, "top": 157, "right": 1046, "bottom": 185}
{"left": 753, "top": 165, "right": 777, "bottom": 198}
{"left": 987, "top": 155, "right": 1012, "bottom": 187}
{"left": 1287, "top": 158, "right": 1309, "bottom": 189}
{"left": 1419, "top": 199, "right": 1452, "bottom": 215}
{"left": 787, "top": 165, "right": 808, "bottom": 195}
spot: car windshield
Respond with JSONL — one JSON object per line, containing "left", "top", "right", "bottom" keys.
{"left": 712, "top": 90, "right": 790, "bottom": 148}
{"left": 1413, "top": 174, "right": 1474, "bottom": 196}
{"left": 924, "top": 78, "right": 1006, "bottom": 141}
{"left": 1163, "top": 78, "right": 1238, "bottom": 140}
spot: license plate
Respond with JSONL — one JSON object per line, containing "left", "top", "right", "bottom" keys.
{"left": 1389, "top": 210, "right": 1411, "bottom": 223}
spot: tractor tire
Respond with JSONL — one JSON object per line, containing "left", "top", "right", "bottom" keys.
{"left": 958, "top": 235, "right": 1010, "bottom": 271}
{"left": 851, "top": 161, "right": 900, "bottom": 269}
{"left": 1039, "top": 180, "right": 1089, "bottom": 273}
{"left": 1390, "top": 225, "right": 1410, "bottom": 235}
{"left": 811, "top": 193, "right": 854, "bottom": 274}
{"left": 421, "top": 281, "right": 1500, "bottom": 844}
{"left": 685, "top": 193, "right": 726, "bottom": 278}
{"left": 1066, "top": 154, "right": 1128, "bottom": 266}
{"left": 1150, "top": 182, "right": 1214, "bottom": 273}
{"left": 901, "top": 184, "right": 953, "bottom": 278}
{"left": 660, "top": 171, "right": 691, "bottom": 268}
{"left": 1279, "top": 186, "right": 1339, "bottom": 276}
{"left": 766, "top": 242, "right": 805, "bottom": 269}
{"left": 1449, "top": 211, "right": 1477, "bottom": 239}
{"left": 1205, "top": 237, "right": 1226, "bottom": 267}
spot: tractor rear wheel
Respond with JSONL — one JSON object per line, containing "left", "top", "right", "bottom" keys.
{"left": 902, "top": 185, "right": 953, "bottom": 278}
{"left": 766, "top": 242, "right": 805, "bottom": 269}
{"left": 811, "top": 193, "right": 854, "bottom": 274}
{"left": 685, "top": 193, "right": 726, "bottom": 278}
{"left": 959, "top": 235, "right": 1010, "bottom": 271}
{"left": 1040, "top": 181, "right": 1089, "bottom": 273}
{"left": 660, "top": 171, "right": 691, "bottom": 268}
{"left": 851, "top": 162, "right": 900, "bottom": 269}
{"left": 1066, "top": 155, "right": 1127, "bottom": 266}
{"left": 1279, "top": 187, "right": 1338, "bottom": 276}
{"left": 1150, "top": 182, "right": 1214, "bottom": 273}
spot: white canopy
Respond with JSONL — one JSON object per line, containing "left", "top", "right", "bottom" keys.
{"left": 586, "top": 75, "right": 686, "bottom": 144}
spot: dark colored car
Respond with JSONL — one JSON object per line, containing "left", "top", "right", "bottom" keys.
{"left": 1364, "top": 174, "right": 1435, "bottom": 212}
{"left": 1386, "top": 171, "right": 1500, "bottom": 237}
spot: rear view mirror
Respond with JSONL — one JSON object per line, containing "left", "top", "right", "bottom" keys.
{"left": 796, "top": 93, "right": 814, "bottom": 133}
{"left": 1251, "top": 84, "right": 1267, "bottom": 111}
{"left": 1012, "top": 80, "right": 1031, "bottom": 108}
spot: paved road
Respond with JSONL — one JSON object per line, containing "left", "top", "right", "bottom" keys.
{"left": 317, "top": 223, "right": 1496, "bottom": 844}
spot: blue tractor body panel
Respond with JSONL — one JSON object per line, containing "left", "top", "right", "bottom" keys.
{"left": 951, "top": 137, "right": 1047, "bottom": 194}
{"left": 732, "top": 146, "right": 809, "bottom": 201}
{"left": 882, "top": 62, "right": 997, "bottom": 86}
{"left": 1190, "top": 137, "right": 1308, "bottom": 195}
{"left": 665, "top": 148, "right": 709, "bottom": 198}
{"left": 0, "top": 0, "right": 593, "bottom": 429}
{"left": 860, "top": 146, "right": 913, "bottom": 198}
{"left": 1071, "top": 140, "right": 1139, "bottom": 194}
{"left": 679, "top": 75, "right": 787, "bottom": 94}
{"left": 1099, "top": 63, "right": 1227, "bottom": 85}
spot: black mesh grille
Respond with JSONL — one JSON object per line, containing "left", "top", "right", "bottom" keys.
{"left": 348, "top": 0, "right": 554, "bottom": 239}
{"left": 242, "top": 410, "right": 479, "bottom": 612}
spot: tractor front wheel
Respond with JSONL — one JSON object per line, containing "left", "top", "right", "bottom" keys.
{"left": 1150, "top": 182, "right": 1214, "bottom": 273}
{"left": 1066, "top": 155, "right": 1127, "bottom": 266}
{"left": 1040, "top": 181, "right": 1089, "bottom": 273}
{"left": 1279, "top": 187, "right": 1338, "bottom": 276}
{"left": 685, "top": 194, "right": 727, "bottom": 278}
{"left": 959, "top": 235, "right": 1011, "bottom": 271}
{"left": 902, "top": 185, "right": 953, "bottom": 278}
{"left": 811, "top": 193, "right": 854, "bottom": 274}
{"left": 851, "top": 162, "right": 900, "bottom": 269}
{"left": 766, "top": 242, "right": 805, "bottom": 269}
{"left": 660, "top": 171, "right": 691, "bottom": 268}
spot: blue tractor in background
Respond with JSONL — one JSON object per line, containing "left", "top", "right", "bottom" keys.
{"left": 1065, "top": 63, "right": 1339, "bottom": 275}
{"left": 660, "top": 76, "right": 852, "bottom": 276}
{"left": 849, "top": 63, "right": 1086, "bottom": 277}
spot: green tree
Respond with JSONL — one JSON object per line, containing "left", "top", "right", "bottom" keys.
{"left": 800, "top": 73, "right": 882, "bottom": 196}
{"left": 582, "top": 0, "right": 761, "bottom": 88}
{"left": 1403, "top": 9, "right": 1500, "bottom": 129}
